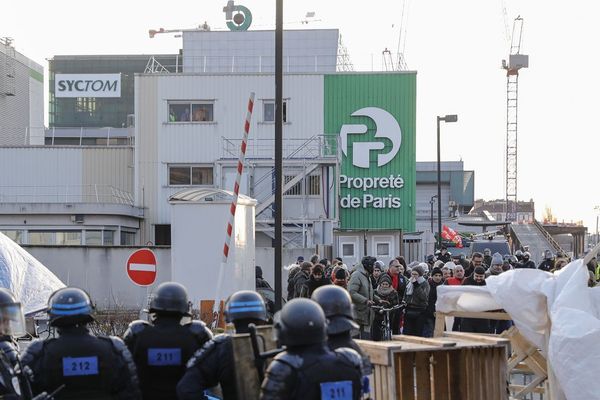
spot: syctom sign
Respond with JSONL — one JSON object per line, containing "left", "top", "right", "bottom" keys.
{"left": 325, "top": 74, "right": 416, "bottom": 230}
{"left": 55, "top": 73, "right": 121, "bottom": 98}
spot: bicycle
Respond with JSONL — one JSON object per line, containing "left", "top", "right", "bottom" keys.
{"left": 370, "top": 303, "right": 406, "bottom": 341}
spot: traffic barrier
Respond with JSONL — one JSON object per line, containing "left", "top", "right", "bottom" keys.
{"left": 357, "top": 333, "right": 510, "bottom": 400}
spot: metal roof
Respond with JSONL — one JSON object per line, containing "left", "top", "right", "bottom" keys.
{"left": 168, "top": 188, "right": 256, "bottom": 205}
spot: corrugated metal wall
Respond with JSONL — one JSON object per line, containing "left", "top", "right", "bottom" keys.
{"left": 82, "top": 147, "right": 134, "bottom": 196}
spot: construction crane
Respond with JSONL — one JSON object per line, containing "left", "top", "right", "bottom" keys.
{"left": 501, "top": 16, "right": 528, "bottom": 222}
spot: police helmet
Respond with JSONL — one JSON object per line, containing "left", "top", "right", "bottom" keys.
{"left": 148, "top": 282, "right": 190, "bottom": 315}
{"left": 274, "top": 298, "right": 327, "bottom": 347}
{"left": 311, "top": 285, "right": 358, "bottom": 335}
{"left": 48, "top": 287, "right": 94, "bottom": 327}
{"left": 361, "top": 256, "right": 377, "bottom": 273}
{"left": 426, "top": 254, "right": 435, "bottom": 263}
{"left": 544, "top": 250, "right": 553, "bottom": 260}
{"left": 224, "top": 290, "right": 268, "bottom": 323}
{"left": 523, "top": 251, "right": 531, "bottom": 259}
{"left": 0, "top": 288, "right": 25, "bottom": 337}
{"left": 515, "top": 250, "right": 523, "bottom": 257}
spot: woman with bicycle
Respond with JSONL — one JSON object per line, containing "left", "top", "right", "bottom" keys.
{"left": 370, "top": 274, "right": 400, "bottom": 341}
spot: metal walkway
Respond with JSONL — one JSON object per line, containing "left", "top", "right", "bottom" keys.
{"left": 510, "top": 222, "right": 558, "bottom": 265}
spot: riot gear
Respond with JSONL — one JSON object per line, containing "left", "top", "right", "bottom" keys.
{"left": 0, "top": 288, "right": 25, "bottom": 338}
{"left": 124, "top": 282, "right": 213, "bottom": 400}
{"left": 148, "top": 282, "right": 190, "bottom": 316}
{"left": 274, "top": 298, "right": 327, "bottom": 347}
{"left": 261, "top": 299, "right": 363, "bottom": 400}
{"left": 47, "top": 287, "right": 94, "bottom": 327}
{"left": 224, "top": 290, "right": 268, "bottom": 324}
{"left": 311, "top": 285, "right": 357, "bottom": 335}
{"left": 22, "top": 287, "right": 141, "bottom": 399}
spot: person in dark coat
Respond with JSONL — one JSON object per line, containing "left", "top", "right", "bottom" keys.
{"left": 515, "top": 252, "right": 536, "bottom": 269}
{"left": 256, "top": 265, "right": 272, "bottom": 289}
{"left": 370, "top": 273, "right": 399, "bottom": 341}
{"left": 402, "top": 265, "right": 430, "bottom": 336}
{"left": 300, "top": 263, "right": 329, "bottom": 297}
{"left": 292, "top": 261, "right": 313, "bottom": 298}
{"left": 422, "top": 267, "right": 444, "bottom": 337}
{"left": 460, "top": 266, "right": 491, "bottom": 333}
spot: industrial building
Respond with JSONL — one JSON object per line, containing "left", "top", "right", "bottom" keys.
{"left": 0, "top": 38, "right": 44, "bottom": 145}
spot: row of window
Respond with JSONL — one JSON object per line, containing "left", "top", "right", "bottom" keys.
{"left": 167, "top": 165, "right": 320, "bottom": 195}
{"left": 167, "top": 100, "right": 288, "bottom": 123}
{"left": 2, "top": 230, "right": 136, "bottom": 246}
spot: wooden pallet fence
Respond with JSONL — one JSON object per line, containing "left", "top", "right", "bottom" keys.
{"left": 357, "top": 333, "right": 509, "bottom": 400}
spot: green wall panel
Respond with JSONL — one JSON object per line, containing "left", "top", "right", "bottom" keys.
{"left": 324, "top": 73, "right": 416, "bottom": 230}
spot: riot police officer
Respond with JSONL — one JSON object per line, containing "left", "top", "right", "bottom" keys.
{"left": 311, "top": 285, "right": 373, "bottom": 398}
{"left": 260, "top": 298, "right": 363, "bottom": 400}
{"left": 177, "top": 290, "right": 268, "bottom": 400}
{"left": 21, "top": 287, "right": 141, "bottom": 399}
{"left": 124, "top": 282, "right": 212, "bottom": 400}
{"left": 0, "top": 288, "right": 35, "bottom": 399}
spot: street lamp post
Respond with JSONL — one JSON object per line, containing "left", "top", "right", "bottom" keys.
{"left": 430, "top": 195, "right": 438, "bottom": 233}
{"left": 437, "top": 114, "right": 458, "bottom": 249}
{"left": 595, "top": 205, "right": 600, "bottom": 245}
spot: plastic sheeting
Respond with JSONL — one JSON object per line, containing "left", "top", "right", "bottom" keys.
{"left": 0, "top": 233, "right": 65, "bottom": 315}
{"left": 436, "top": 260, "right": 600, "bottom": 400}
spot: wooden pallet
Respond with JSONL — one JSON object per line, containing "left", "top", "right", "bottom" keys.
{"left": 357, "top": 333, "right": 510, "bottom": 400}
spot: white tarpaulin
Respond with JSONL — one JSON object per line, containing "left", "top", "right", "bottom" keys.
{"left": 0, "top": 233, "right": 65, "bottom": 315}
{"left": 436, "top": 260, "right": 600, "bottom": 400}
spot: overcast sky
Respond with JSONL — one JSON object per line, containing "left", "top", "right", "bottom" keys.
{"left": 4, "top": 0, "right": 600, "bottom": 233}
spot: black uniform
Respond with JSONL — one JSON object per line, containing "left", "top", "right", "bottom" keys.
{"left": 177, "top": 334, "right": 236, "bottom": 400}
{"left": 21, "top": 326, "right": 140, "bottom": 400}
{"left": 260, "top": 344, "right": 363, "bottom": 400}
{"left": 123, "top": 318, "right": 212, "bottom": 400}
{"left": 538, "top": 259, "right": 553, "bottom": 272}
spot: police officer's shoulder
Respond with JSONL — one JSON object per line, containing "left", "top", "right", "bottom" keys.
{"left": 99, "top": 334, "right": 129, "bottom": 355}
{"left": 184, "top": 320, "right": 213, "bottom": 340}
{"left": 334, "top": 347, "right": 363, "bottom": 368}
{"left": 272, "top": 351, "right": 303, "bottom": 369}
{"left": 21, "top": 338, "right": 48, "bottom": 364}
{"left": 186, "top": 334, "right": 230, "bottom": 368}
{"left": 127, "top": 319, "right": 151, "bottom": 335}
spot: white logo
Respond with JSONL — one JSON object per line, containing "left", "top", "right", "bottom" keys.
{"left": 340, "top": 107, "right": 402, "bottom": 168}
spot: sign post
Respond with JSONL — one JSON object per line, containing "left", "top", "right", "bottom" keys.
{"left": 126, "top": 248, "right": 157, "bottom": 286}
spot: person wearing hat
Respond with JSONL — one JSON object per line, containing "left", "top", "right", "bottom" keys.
{"left": 486, "top": 253, "right": 505, "bottom": 277}
{"left": 370, "top": 273, "right": 399, "bottom": 341}
{"left": 402, "top": 265, "right": 430, "bottom": 336}
{"left": 538, "top": 250, "right": 554, "bottom": 272}
{"left": 371, "top": 261, "right": 385, "bottom": 290}
{"left": 331, "top": 266, "right": 349, "bottom": 289}
{"left": 437, "top": 245, "right": 452, "bottom": 263}
{"left": 423, "top": 267, "right": 444, "bottom": 337}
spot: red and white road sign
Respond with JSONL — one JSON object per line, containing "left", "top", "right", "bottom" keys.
{"left": 126, "top": 248, "right": 157, "bottom": 286}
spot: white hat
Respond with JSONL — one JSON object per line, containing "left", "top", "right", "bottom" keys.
{"left": 444, "top": 261, "right": 456, "bottom": 270}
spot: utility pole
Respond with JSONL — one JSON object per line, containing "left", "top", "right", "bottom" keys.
{"left": 274, "top": 0, "right": 283, "bottom": 311}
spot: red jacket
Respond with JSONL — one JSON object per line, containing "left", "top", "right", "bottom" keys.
{"left": 445, "top": 277, "right": 464, "bottom": 286}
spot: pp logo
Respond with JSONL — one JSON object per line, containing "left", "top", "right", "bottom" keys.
{"left": 340, "top": 107, "right": 401, "bottom": 168}
{"left": 223, "top": 1, "right": 252, "bottom": 31}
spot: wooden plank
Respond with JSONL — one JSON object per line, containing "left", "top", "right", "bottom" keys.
{"left": 374, "top": 365, "right": 384, "bottom": 400}
{"left": 431, "top": 351, "right": 449, "bottom": 400}
{"left": 442, "top": 331, "right": 510, "bottom": 346}
{"left": 356, "top": 339, "right": 402, "bottom": 366}
{"left": 448, "top": 350, "right": 464, "bottom": 400}
{"left": 414, "top": 352, "right": 431, "bottom": 400}
{"left": 434, "top": 313, "right": 446, "bottom": 337}
{"left": 397, "top": 352, "right": 415, "bottom": 400}
{"left": 441, "top": 311, "right": 512, "bottom": 320}
{"left": 392, "top": 334, "right": 457, "bottom": 348}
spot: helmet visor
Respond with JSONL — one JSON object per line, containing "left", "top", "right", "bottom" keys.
{"left": 0, "top": 303, "right": 26, "bottom": 337}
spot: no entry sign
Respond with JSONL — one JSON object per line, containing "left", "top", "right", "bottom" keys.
{"left": 127, "top": 248, "right": 157, "bottom": 286}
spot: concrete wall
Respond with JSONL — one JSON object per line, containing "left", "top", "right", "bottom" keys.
{"left": 23, "top": 246, "right": 171, "bottom": 310}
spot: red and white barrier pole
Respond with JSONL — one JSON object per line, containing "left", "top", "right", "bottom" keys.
{"left": 212, "top": 92, "right": 255, "bottom": 327}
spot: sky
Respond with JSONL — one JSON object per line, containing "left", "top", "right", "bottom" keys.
{"left": 4, "top": 0, "right": 600, "bottom": 232}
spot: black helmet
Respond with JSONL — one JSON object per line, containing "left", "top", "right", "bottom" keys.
{"left": 274, "top": 298, "right": 326, "bottom": 347}
{"left": 361, "top": 256, "right": 377, "bottom": 273}
{"left": 426, "top": 254, "right": 435, "bottom": 263}
{"left": 311, "top": 285, "right": 358, "bottom": 335}
{"left": 523, "top": 251, "right": 531, "bottom": 260}
{"left": 515, "top": 250, "right": 523, "bottom": 257}
{"left": 48, "top": 287, "right": 94, "bottom": 327}
{"left": 0, "top": 288, "right": 25, "bottom": 337}
{"left": 224, "top": 290, "right": 267, "bottom": 323}
{"left": 148, "top": 282, "right": 190, "bottom": 315}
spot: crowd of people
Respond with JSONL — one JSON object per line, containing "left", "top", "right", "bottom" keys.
{"left": 285, "top": 245, "right": 583, "bottom": 340}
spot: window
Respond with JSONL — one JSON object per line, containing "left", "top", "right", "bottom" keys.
{"left": 169, "top": 165, "right": 214, "bottom": 186}
{"left": 284, "top": 175, "right": 301, "bottom": 195}
{"left": 307, "top": 175, "right": 321, "bottom": 195}
{"left": 1, "top": 231, "right": 23, "bottom": 244}
{"left": 342, "top": 243, "right": 355, "bottom": 258}
{"left": 121, "top": 231, "right": 136, "bottom": 246}
{"left": 155, "top": 225, "right": 171, "bottom": 246}
{"left": 168, "top": 101, "right": 214, "bottom": 122}
{"left": 56, "top": 231, "right": 82, "bottom": 245}
{"left": 263, "top": 100, "right": 287, "bottom": 123}
{"left": 376, "top": 243, "right": 390, "bottom": 257}
{"left": 85, "top": 230, "right": 103, "bottom": 245}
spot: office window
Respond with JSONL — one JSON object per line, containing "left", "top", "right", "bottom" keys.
{"left": 1, "top": 231, "right": 23, "bottom": 244}
{"left": 121, "top": 231, "right": 136, "bottom": 246}
{"left": 168, "top": 101, "right": 214, "bottom": 122}
{"left": 155, "top": 225, "right": 171, "bottom": 246}
{"left": 376, "top": 243, "right": 390, "bottom": 257}
{"left": 263, "top": 100, "right": 287, "bottom": 123}
{"left": 342, "top": 243, "right": 355, "bottom": 258}
{"left": 56, "top": 231, "right": 82, "bottom": 246}
{"left": 168, "top": 165, "right": 213, "bottom": 186}
{"left": 85, "top": 230, "right": 103, "bottom": 245}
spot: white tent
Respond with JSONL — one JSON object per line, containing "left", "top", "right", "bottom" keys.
{"left": 0, "top": 233, "right": 65, "bottom": 315}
